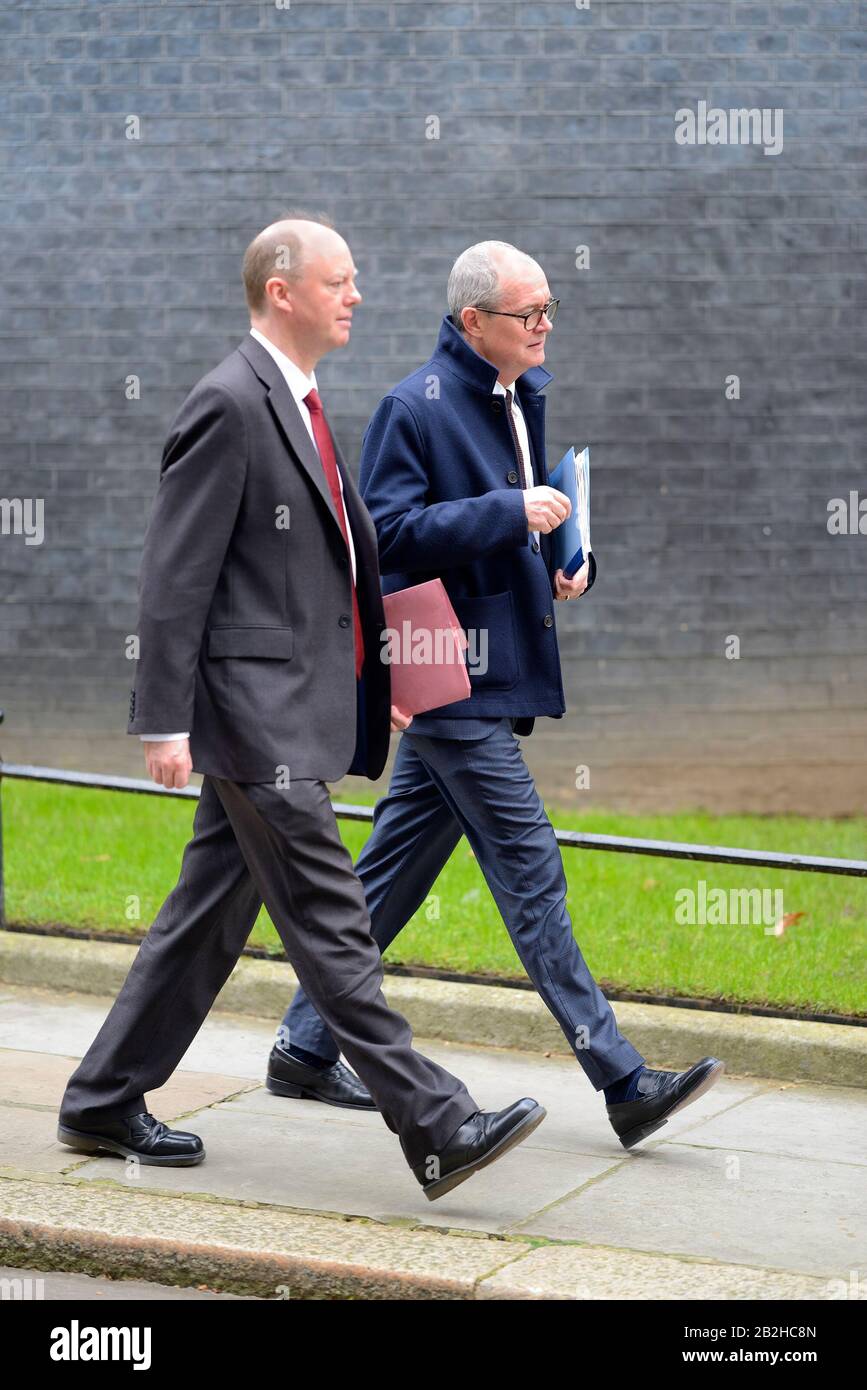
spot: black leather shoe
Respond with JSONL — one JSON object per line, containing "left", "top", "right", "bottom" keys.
{"left": 266, "top": 1044, "right": 377, "bottom": 1111}
{"left": 607, "top": 1057, "right": 725, "bottom": 1149}
{"left": 413, "top": 1097, "right": 546, "bottom": 1202}
{"left": 57, "top": 1111, "right": 205, "bottom": 1166}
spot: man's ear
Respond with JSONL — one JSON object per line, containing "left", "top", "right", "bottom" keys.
{"left": 460, "top": 306, "right": 482, "bottom": 340}
{"left": 265, "top": 275, "right": 294, "bottom": 316}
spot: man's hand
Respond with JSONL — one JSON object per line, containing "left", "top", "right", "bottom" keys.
{"left": 144, "top": 737, "right": 193, "bottom": 790}
{"left": 554, "top": 560, "right": 590, "bottom": 601}
{"left": 524, "top": 486, "right": 571, "bottom": 534}
{"left": 390, "top": 704, "right": 413, "bottom": 732}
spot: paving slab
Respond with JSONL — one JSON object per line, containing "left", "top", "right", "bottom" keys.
{"left": 672, "top": 1081, "right": 867, "bottom": 1167}
{"left": 0, "top": 984, "right": 275, "bottom": 1082}
{"left": 476, "top": 1243, "right": 853, "bottom": 1301}
{"left": 0, "top": 1105, "right": 77, "bottom": 1174}
{"left": 513, "top": 1144, "right": 866, "bottom": 1280}
{"left": 63, "top": 1102, "right": 619, "bottom": 1233}
{"left": 0, "top": 1047, "right": 257, "bottom": 1116}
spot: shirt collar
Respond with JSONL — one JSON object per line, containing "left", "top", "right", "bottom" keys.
{"left": 249, "top": 327, "right": 317, "bottom": 408}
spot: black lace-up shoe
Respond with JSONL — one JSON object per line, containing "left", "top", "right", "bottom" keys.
{"left": 266, "top": 1045, "right": 377, "bottom": 1110}
{"left": 607, "top": 1057, "right": 725, "bottom": 1149}
{"left": 57, "top": 1111, "right": 205, "bottom": 1166}
{"left": 413, "top": 1097, "right": 546, "bottom": 1201}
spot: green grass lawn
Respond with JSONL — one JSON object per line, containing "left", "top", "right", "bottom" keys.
{"left": 3, "top": 780, "right": 865, "bottom": 1017}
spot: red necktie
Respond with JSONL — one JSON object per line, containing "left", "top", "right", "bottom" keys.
{"left": 304, "top": 388, "right": 365, "bottom": 678}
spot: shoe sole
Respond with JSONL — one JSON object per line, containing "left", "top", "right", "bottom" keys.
{"left": 617, "top": 1060, "right": 726, "bottom": 1150}
{"left": 422, "top": 1103, "right": 547, "bottom": 1202}
{"left": 266, "top": 1075, "right": 378, "bottom": 1111}
{"left": 57, "top": 1124, "right": 206, "bottom": 1166}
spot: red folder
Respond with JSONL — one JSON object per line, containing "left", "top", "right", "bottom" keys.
{"left": 381, "top": 579, "right": 471, "bottom": 715}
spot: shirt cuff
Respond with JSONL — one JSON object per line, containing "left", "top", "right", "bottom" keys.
{"left": 140, "top": 733, "right": 189, "bottom": 741}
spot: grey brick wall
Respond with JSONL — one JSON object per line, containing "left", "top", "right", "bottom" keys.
{"left": 1, "top": 0, "right": 865, "bottom": 813}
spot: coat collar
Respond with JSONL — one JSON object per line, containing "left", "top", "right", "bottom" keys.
{"left": 432, "top": 313, "right": 553, "bottom": 400}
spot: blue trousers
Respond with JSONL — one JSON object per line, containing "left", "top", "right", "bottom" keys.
{"left": 281, "top": 720, "right": 644, "bottom": 1090}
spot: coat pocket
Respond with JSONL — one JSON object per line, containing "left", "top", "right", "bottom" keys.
{"left": 207, "top": 625, "right": 294, "bottom": 659}
{"left": 450, "top": 591, "right": 518, "bottom": 691}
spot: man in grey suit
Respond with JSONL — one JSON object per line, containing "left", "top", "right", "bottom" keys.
{"left": 57, "top": 213, "right": 545, "bottom": 1201}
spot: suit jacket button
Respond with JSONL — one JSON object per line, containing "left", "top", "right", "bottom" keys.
{"left": 531, "top": 539, "right": 541, "bottom": 553}
{"left": 543, "top": 613, "right": 554, "bottom": 628}
{"left": 491, "top": 399, "right": 503, "bottom": 413}
{"left": 507, "top": 469, "right": 518, "bottom": 484}
{"left": 337, "top": 554, "right": 348, "bottom": 568}
{"left": 338, "top": 614, "right": 351, "bottom": 628}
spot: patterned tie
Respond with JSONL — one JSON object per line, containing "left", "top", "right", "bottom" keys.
{"left": 304, "top": 388, "right": 365, "bottom": 678}
{"left": 503, "top": 389, "right": 532, "bottom": 486}
{"left": 504, "top": 388, "right": 538, "bottom": 537}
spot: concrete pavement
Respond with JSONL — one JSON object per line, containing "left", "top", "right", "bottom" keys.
{"left": 0, "top": 982, "right": 864, "bottom": 1300}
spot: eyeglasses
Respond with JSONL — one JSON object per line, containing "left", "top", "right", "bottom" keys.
{"left": 476, "top": 298, "right": 559, "bottom": 332}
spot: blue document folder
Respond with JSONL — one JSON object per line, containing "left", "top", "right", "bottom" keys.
{"left": 547, "top": 445, "right": 592, "bottom": 579}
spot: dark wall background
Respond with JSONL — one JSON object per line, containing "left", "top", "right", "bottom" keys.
{"left": 1, "top": 0, "right": 865, "bottom": 813}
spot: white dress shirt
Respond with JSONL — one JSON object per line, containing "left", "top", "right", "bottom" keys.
{"left": 141, "top": 328, "right": 357, "bottom": 742}
{"left": 493, "top": 378, "right": 537, "bottom": 537}
{"left": 248, "top": 328, "right": 357, "bottom": 586}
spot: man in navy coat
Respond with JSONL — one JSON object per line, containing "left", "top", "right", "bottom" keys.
{"left": 270, "top": 241, "right": 724, "bottom": 1150}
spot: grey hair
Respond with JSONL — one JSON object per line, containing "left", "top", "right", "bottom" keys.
{"left": 447, "top": 241, "right": 522, "bottom": 329}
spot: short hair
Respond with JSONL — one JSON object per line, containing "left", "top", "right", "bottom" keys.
{"left": 447, "top": 240, "right": 522, "bottom": 330}
{"left": 242, "top": 209, "right": 335, "bottom": 312}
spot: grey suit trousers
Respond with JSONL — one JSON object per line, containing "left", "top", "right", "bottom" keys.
{"left": 60, "top": 776, "right": 478, "bottom": 1170}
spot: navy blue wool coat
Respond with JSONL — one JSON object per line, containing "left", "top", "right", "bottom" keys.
{"left": 359, "top": 315, "right": 597, "bottom": 727}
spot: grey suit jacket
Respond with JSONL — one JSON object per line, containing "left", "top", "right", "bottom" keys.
{"left": 127, "top": 332, "right": 391, "bottom": 782}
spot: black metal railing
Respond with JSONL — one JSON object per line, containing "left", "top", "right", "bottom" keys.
{"left": 1, "top": 707, "right": 865, "bottom": 930}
